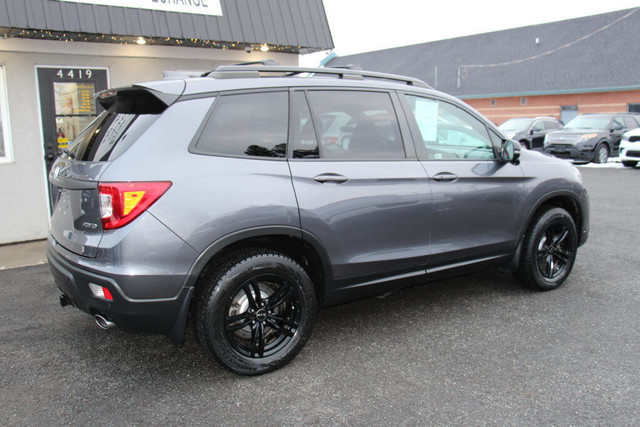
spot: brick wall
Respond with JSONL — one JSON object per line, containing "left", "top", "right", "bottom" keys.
{"left": 464, "top": 89, "right": 640, "bottom": 125}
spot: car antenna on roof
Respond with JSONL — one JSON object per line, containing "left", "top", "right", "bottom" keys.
{"left": 201, "top": 59, "right": 279, "bottom": 77}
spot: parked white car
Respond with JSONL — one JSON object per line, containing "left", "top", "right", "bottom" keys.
{"left": 620, "top": 127, "right": 640, "bottom": 168}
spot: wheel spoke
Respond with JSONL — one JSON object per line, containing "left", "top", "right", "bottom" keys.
{"left": 250, "top": 280, "right": 263, "bottom": 305}
{"left": 250, "top": 322, "right": 265, "bottom": 357}
{"left": 270, "top": 315, "right": 298, "bottom": 329}
{"left": 553, "top": 249, "right": 571, "bottom": 266}
{"left": 552, "top": 229, "right": 569, "bottom": 248}
{"left": 225, "top": 312, "right": 253, "bottom": 330}
{"left": 267, "top": 281, "right": 294, "bottom": 309}
{"left": 545, "top": 254, "right": 554, "bottom": 277}
{"left": 242, "top": 284, "right": 257, "bottom": 310}
{"left": 266, "top": 318, "right": 295, "bottom": 337}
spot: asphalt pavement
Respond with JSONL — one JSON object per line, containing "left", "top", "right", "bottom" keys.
{"left": 1, "top": 167, "right": 639, "bottom": 425}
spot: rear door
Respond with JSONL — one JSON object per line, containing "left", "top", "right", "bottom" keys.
{"left": 288, "top": 89, "right": 432, "bottom": 288}
{"left": 401, "top": 93, "right": 525, "bottom": 269}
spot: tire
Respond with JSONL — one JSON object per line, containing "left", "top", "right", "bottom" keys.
{"left": 195, "top": 249, "right": 317, "bottom": 375}
{"left": 593, "top": 143, "right": 609, "bottom": 164}
{"left": 516, "top": 207, "right": 578, "bottom": 291}
{"left": 520, "top": 140, "right": 530, "bottom": 150}
{"left": 622, "top": 160, "right": 638, "bottom": 168}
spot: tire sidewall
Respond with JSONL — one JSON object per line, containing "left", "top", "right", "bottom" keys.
{"left": 199, "top": 252, "right": 316, "bottom": 375}
{"left": 594, "top": 143, "right": 609, "bottom": 164}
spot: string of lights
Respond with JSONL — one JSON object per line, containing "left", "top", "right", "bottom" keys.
{"left": 0, "top": 28, "right": 308, "bottom": 54}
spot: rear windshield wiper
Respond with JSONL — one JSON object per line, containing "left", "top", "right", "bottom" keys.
{"left": 61, "top": 148, "right": 76, "bottom": 159}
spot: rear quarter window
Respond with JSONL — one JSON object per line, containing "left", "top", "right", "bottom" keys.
{"left": 193, "top": 91, "right": 288, "bottom": 158}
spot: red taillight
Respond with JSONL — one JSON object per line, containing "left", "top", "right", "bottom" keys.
{"left": 98, "top": 182, "right": 172, "bottom": 230}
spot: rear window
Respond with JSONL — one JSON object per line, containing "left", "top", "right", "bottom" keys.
{"left": 68, "top": 112, "right": 159, "bottom": 161}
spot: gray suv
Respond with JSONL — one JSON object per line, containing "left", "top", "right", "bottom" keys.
{"left": 48, "top": 65, "right": 590, "bottom": 375}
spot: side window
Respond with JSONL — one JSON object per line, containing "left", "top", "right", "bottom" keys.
{"left": 405, "top": 95, "right": 495, "bottom": 160}
{"left": 0, "top": 65, "right": 12, "bottom": 163}
{"left": 306, "top": 90, "right": 405, "bottom": 159}
{"left": 195, "top": 92, "right": 288, "bottom": 158}
{"left": 531, "top": 121, "right": 544, "bottom": 132}
{"left": 612, "top": 117, "right": 624, "bottom": 130}
{"left": 622, "top": 116, "right": 638, "bottom": 129}
{"left": 291, "top": 92, "right": 319, "bottom": 159}
{"left": 544, "top": 120, "right": 560, "bottom": 130}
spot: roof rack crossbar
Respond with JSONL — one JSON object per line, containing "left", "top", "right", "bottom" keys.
{"left": 209, "top": 65, "right": 431, "bottom": 88}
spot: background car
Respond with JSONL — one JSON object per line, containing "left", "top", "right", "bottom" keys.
{"left": 499, "top": 117, "right": 563, "bottom": 150}
{"left": 620, "top": 127, "right": 640, "bottom": 168}
{"left": 543, "top": 113, "right": 640, "bottom": 163}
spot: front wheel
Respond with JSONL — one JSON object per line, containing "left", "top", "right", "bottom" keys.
{"left": 195, "top": 250, "right": 317, "bottom": 375}
{"left": 593, "top": 143, "right": 609, "bottom": 164}
{"left": 516, "top": 207, "right": 578, "bottom": 291}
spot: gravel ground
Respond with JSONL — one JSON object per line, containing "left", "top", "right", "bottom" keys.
{"left": 1, "top": 167, "right": 639, "bottom": 425}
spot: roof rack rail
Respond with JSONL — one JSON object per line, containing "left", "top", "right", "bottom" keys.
{"left": 208, "top": 65, "right": 431, "bottom": 88}
{"left": 201, "top": 59, "right": 279, "bottom": 77}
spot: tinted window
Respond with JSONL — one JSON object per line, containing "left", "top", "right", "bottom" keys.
{"left": 70, "top": 111, "right": 159, "bottom": 161}
{"left": 196, "top": 92, "right": 288, "bottom": 158}
{"left": 306, "top": 91, "right": 404, "bottom": 159}
{"left": 622, "top": 116, "right": 638, "bottom": 129}
{"left": 405, "top": 95, "right": 495, "bottom": 160}
{"left": 544, "top": 120, "right": 561, "bottom": 130}
{"left": 531, "top": 121, "right": 544, "bottom": 131}
{"left": 291, "top": 92, "right": 319, "bottom": 159}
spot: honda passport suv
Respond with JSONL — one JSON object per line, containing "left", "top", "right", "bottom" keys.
{"left": 48, "top": 65, "right": 590, "bottom": 375}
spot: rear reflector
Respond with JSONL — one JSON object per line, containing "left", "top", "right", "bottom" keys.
{"left": 88, "top": 283, "right": 114, "bottom": 301}
{"left": 98, "top": 181, "right": 172, "bottom": 230}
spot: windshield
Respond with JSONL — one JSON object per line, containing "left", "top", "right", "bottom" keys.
{"left": 499, "top": 118, "right": 533, "bottom": 132}
{"left": 564, "top": 115, "right": 610, "bottom": 130}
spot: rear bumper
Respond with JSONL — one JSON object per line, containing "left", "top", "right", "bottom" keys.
{"left": 47, "top": 239, "right": 192, "bottom": 344}
{"left": 543, "top": 145, "right": 594, "bottom": 162}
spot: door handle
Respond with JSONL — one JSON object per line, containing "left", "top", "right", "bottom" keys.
{"left": 432, "top": 172, "right": 458, "bottom": 182}
{"left": 313, "top": 173, "right": 349, "bottom": 184}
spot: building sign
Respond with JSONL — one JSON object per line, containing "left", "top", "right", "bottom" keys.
{"left": 58, "top": 0, "right": 223, "bottom": 17}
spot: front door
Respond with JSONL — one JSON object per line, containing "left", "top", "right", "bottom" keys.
{"left": 401, "top": 94, "right": 525, "bottom": 268}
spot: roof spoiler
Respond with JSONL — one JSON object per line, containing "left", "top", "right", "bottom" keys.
{"left": 96, "top": 85, "right": 182, "bottom": 113}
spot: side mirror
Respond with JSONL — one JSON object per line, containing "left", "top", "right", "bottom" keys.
{"left": 500, "top": 140, "right": 521, "bottom": 164}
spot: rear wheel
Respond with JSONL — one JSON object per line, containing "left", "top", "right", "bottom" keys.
{"left": 195, "top": 249, "right": 317, "bottom": 375}
{"left": 593, "top": 143, "right": 609, "bottom": 164}
{"left": 622, "top": 160, "right": 638, "bottom": 168}
{"left": 516, "top": 207, "right": 578, "bottom": 291}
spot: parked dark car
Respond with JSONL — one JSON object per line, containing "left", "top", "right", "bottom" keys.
{"left": 498, "top": 116, "right": 563, "bottom": 150}
{"left": 543, "top": 113, "right": 640, "bottom": 163}
{"left": 47, "top": 65, "right": 590, "bottom": 375}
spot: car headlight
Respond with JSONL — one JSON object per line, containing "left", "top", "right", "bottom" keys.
{"left": 543, "top": 134, "right": 550, "bottom": 147}
{"left": 577, "top": 133, "right": 597, "bottom": 143}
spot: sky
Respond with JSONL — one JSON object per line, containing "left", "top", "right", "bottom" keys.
{"left": 300, "top": 0, "right": 640, "bottom": 66}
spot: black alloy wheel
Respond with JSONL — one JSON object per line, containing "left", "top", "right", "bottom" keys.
{"left": 516, "top": 206, "right": 578, "bottom": 291}
{"left": 224, "top": 275, "right": 301, "bottom": 359}
{"left": 195, "top": 249, "right": 316, "bottom": 375}
{"left": 535, "top": 223, "right": 574, "bottom": 280}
